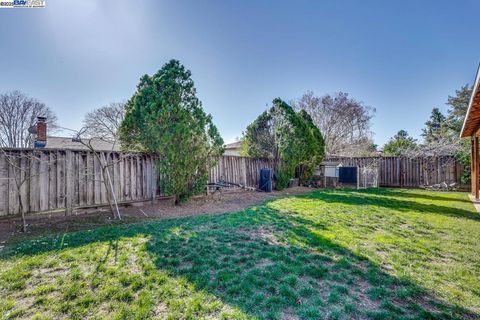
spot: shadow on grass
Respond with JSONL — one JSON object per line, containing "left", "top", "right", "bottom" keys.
{"left": 369, "top": 188, "right": 474, "bottom": 204}
{"left": 144, "top": 209, "right": 477, "bottom": 319}
{"left": 298, "top": 188, "right": 480, "bottom": 222}
{"left": 0, "top": 197, "right": 477, "bottom": 319}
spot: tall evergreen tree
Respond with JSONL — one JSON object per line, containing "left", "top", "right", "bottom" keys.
{"left": 119, "top": 60, "right": 224, "bottom": 203}
{"left": 445, "top": 84, "right": 473, "bottom": 183}
{"left": 382, "top": 130, "right": 417, "bottom": 156}
{"left": 243, "top": 99, "right": 325, "bottom": 189}
{"left": 446, "top": 84, "right": 473, "bottom": 134}
{"left": 422, "top": 107, "right": 447, "bottom": 143}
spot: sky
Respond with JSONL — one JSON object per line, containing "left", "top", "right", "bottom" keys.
{"left": 0, "top": 0, "right": 479, "bottom": 146}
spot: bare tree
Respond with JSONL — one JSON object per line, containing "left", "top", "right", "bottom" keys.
{"left": 397, "top": 137, "right": 462, "bottom": 186}
{"left": 70, "top": 126, "right": 127, "bottom": 220}
{"left": 78, "top": 103, "right": 126, "bottom": 216}
{"left": 403, "top": 139, "right": 462, "bottom": 159}
{"left": 83, "top": 102, "right": 125, "bottom": 142}
{"left": 0, "top": 146, "right": 51, "bottom": 232}
{"left": 292, "top": 91, "right": 376, "bottom": 156}
{"left": 0, "top": 91, "right": 57, "bottom": 148}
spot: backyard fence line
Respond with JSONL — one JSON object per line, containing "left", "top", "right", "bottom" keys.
{"left": 324, "top": 156, "right": 464, "bottom": 188}
{"left": 0, "top": 150, "right": 273, "bottom": 216}
{"left": 0, "top": 149, "right": 160, "bottom": 217}
{"left": 209, "top": 155, "right": 273, "bottom": 188}
{"left": 0, "top": 149, "right": 465, "bottom": 216}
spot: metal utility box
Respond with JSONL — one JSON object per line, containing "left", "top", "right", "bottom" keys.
{"left": 324, "top": 166, "right": 339, "bottom": 178}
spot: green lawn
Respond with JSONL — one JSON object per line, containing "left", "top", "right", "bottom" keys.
{"left": 1, "top": 188, "right": 479, "bottom": 319}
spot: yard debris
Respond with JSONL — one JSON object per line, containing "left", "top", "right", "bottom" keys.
{"left": 139, "top": 209, "right": 149, "bottom": 217}
{"left": 207, "top": 180, "right": 258, "bottom": 192}
{"left": 420, "top": 181, "right": 458, "bottom": 191}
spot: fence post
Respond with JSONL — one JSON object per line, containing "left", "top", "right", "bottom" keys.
{"left": 64, "top": 150, "right": 74, "bottom": 215}
{"left": 400, "top": 157, "right": 404, "bottom": 187}
{"left": 242, "top": 157, "right": 247, "bottom": 186}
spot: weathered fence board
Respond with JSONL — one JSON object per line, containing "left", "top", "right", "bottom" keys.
{"left": 208, "top": 156, "right": 273, "bottom": 188}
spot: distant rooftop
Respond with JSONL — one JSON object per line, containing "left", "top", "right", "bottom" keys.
{"left": 225, "top": 141, "right": 242, "bottom": 149}
{"left": 45, "top": 136, "right": 121, "bottom": 151}
{"left": 224, "top": 141, "right": 242, "bottom": 156}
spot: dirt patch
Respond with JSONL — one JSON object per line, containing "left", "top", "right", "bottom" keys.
{"left": 153, "top": 302, "right": 168, "bottom": 317}
{"left": 351, "top": 277, "right": 382, "bottom": 311}
{"left": 0, "top": 187, "right": 311, "bottom": 246}
{"left": 281, "top": 307, "right": 300, "bottom": 320}
{"left": 238, "top": 226, "right": 286, "bottom": 246}
{"left": 256, "top": 258, "right": 274, "bottom": 269}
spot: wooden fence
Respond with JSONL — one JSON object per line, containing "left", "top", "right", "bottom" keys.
{"left": 209, "top": 156, "right": 273, "bottom": 188}
{"left": 325, "top": 156, "right": 465, "bottom": 188}
{"left": 0, "top": 149, "right": 466, "bottom": 217}
{"left": 0, "top": 150, "right": 272, "bottom": 216}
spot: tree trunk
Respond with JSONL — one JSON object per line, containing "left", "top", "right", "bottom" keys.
{"left": 102, "top": 167, "right": 116, "bottom": 219}
{"left": 18, "top": 193, "right": 26, "bottom": 232}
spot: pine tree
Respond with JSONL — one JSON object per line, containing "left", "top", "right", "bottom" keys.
{"left": 446, "top": 84, "right": 473, "bottom": 134}
{"left": 243, "top": 99, "right": 325, "bottom": 189}
{"left": 119, "top": 60, "right": 224, "bottom": 203}
{"left": 422, "top": 108, "right": 447, "bottom": 143}
{"left": 445, "top": 84, "right": 473, "bottom": 183}
{"left": 382, "top": 130, "right": 417, "bottom": 156}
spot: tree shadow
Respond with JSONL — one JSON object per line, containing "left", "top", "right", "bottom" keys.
{"left": 0, "top": 202, "right": 477, "bottom": 319}
{"left": 144, "top": 208, "right": 476, "bottom": 319}
{"left": 367, "top": 188, "right": 474, "bottom": 204}
{"left": 296, "top": 189, "right": 480, "bottom": 222}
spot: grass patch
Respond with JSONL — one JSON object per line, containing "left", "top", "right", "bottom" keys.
{"left": 0, "top": 188, "right": 479, "bottom": 319}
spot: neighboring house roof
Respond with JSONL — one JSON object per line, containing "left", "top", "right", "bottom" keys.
{"left": 224, "top": 141, "right": 242, "bottom": 156}
{"left": 225, "top": 141, "right": 242, "bottom": 149}
{"left": 460, "top": 64, "right": 480, "bottom": 138}
{"left": 45, "top": 136, "right": 121, "bottom": 151}
{"left": 321, "top": 160, "right": 341, "bottom": 166}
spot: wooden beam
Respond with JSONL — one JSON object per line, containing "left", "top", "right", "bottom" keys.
{"left": 471, "top": 137, "right": 474, "bottom": 196}
{"left": 472, "top": 136, "right": 480, "bottom": 200}
{"left": 461, "top": 92, "right": 480, "bottom": 137}
{"left": 476, "top": 136, "right": 480, "bottom": 200}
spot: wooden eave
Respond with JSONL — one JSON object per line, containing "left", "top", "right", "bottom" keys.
{"left": 460, "top": 64, "right": 480, "bottom": 138}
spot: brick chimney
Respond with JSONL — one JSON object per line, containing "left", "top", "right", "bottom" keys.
{"left": 34, "top": 116, "right": 47, "bottom": 148}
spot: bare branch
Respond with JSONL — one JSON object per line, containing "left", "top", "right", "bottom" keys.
{"left": 292, "top": 91, "right": 376, "bottom": 156}
{"left": 82, "top": 102, "right": 125, "bottom": 142}
{"left": 0, "top": 140, "right": 52, "bottom": 232}
{"left": 0, "top": 91, "right": 57, "bottom": 148}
